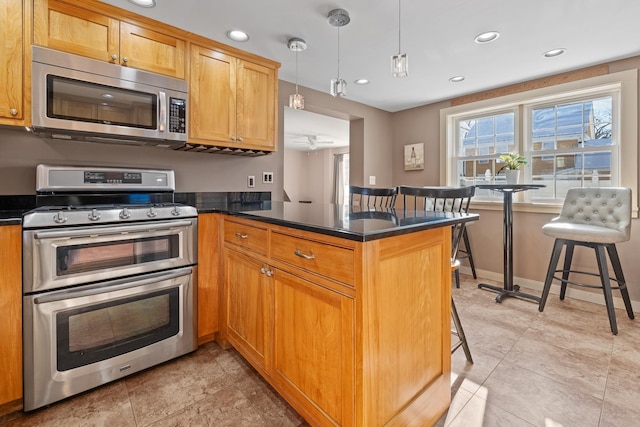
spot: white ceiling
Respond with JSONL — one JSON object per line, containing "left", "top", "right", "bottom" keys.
{"left": 101, "top": 0, "right": 640, "bottom": 114}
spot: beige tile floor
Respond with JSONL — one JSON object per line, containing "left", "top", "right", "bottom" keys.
{"left": 2, "top": 274, "right": 639, "bottom": 426}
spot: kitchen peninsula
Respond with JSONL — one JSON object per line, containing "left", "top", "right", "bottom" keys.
{"left": 217, "top": 202, "right": 478, "bottom": 427}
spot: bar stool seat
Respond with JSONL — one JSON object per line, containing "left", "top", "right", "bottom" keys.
{"left": 538, "top": 187, "right": 634, "bottom": 335}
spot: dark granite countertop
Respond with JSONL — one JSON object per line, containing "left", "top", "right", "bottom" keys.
{"left": 0, "top": 192, "right": 478, "bottom": 241}
{"left": 227, "top": 202, "right": 478, "bottom": 242}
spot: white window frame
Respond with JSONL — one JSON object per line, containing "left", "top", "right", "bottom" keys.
{"left": 440, "top": 69, "right": 638, "bottom": 216}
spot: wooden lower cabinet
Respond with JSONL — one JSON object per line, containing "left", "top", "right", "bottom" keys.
{"left": 0, "top": 225, "right": 22, "bottom": 408}
{"left": 197, "top": 213, "right": 221, "bottom": 345}
{"left": 222, "top": 216, "right": 452, "bottom": 427}
{"left": 272, "top": 269, "right": 354, "bottom": 426}
{"left": 224, "top": 249, "right": 271, "bottom": 375}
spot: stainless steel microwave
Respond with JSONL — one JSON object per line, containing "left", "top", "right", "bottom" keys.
{"left": 31, "top": 46, "right": 187, "bottom": 148}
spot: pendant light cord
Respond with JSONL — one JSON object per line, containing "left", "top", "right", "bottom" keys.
{"left": 337, "top": 27, "right": 341, "bottom": 79}
{"left": 398, "top": 0, "right": 402, "bottom": 54}
{"left": 295, "top": 49, "right": 299, "bottom": 93}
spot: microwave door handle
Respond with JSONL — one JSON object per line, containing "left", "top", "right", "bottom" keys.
{"left": 158, "top": 91, "right": 166, "bottom": 132}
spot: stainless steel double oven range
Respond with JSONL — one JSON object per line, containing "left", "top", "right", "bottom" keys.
{"left": 22, "top": 165, "right": 198, "bottom": 411}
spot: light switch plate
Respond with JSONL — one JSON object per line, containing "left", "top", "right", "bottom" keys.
{"left": 248, "top": 175, "right": 255, "bottom": 188}
{"left": 369, "top": 176, "right": 376, "bottom": 185}
{"left": 263, "top": 172, "right": 274, "bottom": 184}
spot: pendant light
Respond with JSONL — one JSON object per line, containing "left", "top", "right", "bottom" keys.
{"left": 288, "top": 37, "right": 307, "bottom": 110}
{"left": 391, "top": 0, "right": 408, "bottom": 78}
{"left": 328, "top": 9, "right": 350, "bottom": 97}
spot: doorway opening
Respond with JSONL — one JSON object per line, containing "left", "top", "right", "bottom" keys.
{"left": 283, "top": 107, "right": 350, "bottom": 204}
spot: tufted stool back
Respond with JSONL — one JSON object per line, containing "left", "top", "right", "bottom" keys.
{"left": 539, "top": 186, "right": 634, "bottom": 335}
{"left": 543, "top": 187, "right": 631, "bottom": 244}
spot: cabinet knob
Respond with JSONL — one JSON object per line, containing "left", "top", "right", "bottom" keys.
{"left": 231, "top": 136, "right": 237, "bottom": 141}
{"left": 238, "top": 136, "right": 244, "bottom": 142}
{"left": 122, "top": 56, "right": 129, "bottom": 63}
{"left": 9, "top": 108, "right": 17, "bottom": 116}
{"left": 235, "top": 232, "right": 248, "bottom": 239}
{"left": 265, "top": 269, "right": 273, "bottom": 277}
{"left": 111, "top": 54, "right": 118, "bottom": 60}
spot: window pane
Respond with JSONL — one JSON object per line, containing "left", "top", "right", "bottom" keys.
{"left": 455, "top": 112, "right": 515, "bottom": 189}
{"left": 528, "top": 96, "right": 615, "bottom": 202}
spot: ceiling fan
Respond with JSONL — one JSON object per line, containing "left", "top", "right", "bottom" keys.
{"left": 291, "top": 135, "right": 334, "bottom": 150}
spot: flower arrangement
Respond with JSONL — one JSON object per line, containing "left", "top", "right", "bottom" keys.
{"left": 497, "top": 152, "right": 527, "bottom": 174}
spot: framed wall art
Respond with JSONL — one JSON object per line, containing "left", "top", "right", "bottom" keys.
{"left": 404, "top": 142, "right": 424, "bottom": 171}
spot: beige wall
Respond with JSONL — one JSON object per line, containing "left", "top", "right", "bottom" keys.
{"left": 391, "top": 55, "right": 640, "bottom": 306}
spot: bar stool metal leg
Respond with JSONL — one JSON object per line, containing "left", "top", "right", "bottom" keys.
{"left": 595, "top": 244, "right": 618, "bottom": 335}
{"left": 560, "top": 242, "right": 575, "bottom": 300}
{"left": 462, "top": 228, "right": 477, "bottom": 279}
{"left": 451, "top": 298, "right": 473, "bottom": 363}
{"left": 607, "top": 244, "right": 635, "bottom": 319}
{"left": 539, "top": 239, "right": 564, "bottom": 311}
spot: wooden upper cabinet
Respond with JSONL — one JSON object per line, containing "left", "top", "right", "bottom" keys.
{"left": 33, "top": 0, "right": 185, "bottom": 79}
{"left": 236, "top": 59, "right": 276, "bottom": 149}
{"left": 118, "top": 22, "right": 185, "bottom": 79}
{"left": 189, "top": 43, "right": 277, "bottom": 151}
{"left": 0, "top": 0, "right": 27, "bottom": 124}
{"left": 189, "top": 44, "right": 237, "bottom": 143}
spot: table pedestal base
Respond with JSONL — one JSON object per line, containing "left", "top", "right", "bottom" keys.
{"left": 478, "top": 283, "right": 541, "bottom": 304}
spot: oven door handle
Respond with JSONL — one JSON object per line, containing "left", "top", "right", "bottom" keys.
{"left": 33, "top": 220, "right": 194, "bottom": 240}
{"left": 32, "top": 267, "right": 193, "bottom": 304}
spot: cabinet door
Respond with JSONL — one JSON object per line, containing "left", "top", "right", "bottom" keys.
{"left": 34, "top": 0, "right": 119, "bottom": 62}
{"left": 197, "top": 214, "right": 221, "bottom": 345}
{"left": 188, "top": 44, "right": 237, "bottom": 144}
{"left": 272, "top": 269, "right": 355, "bottom": 427}
{"left": 225, "top": 250, "right": 271, "bottom": 374}
{"left": 119, "top": 22, "right": 185, "bottom": 79}
{"left": 0, "top": 0, "right": 25, "bottom": 123}
{"left": 236, "top": 59, "right": 276, "bottom": 149}
{"left": 0, "top": 225, "right": 22, "bottom": 405}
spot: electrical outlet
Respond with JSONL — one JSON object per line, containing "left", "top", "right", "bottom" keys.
{"left": 263, "top": 172, "right": 274, "bottom": 184}
{"left": 247, "top": 175, "right": 255, "bottom": 188}
{"left": 369, "top": 176, "right": 376, "bottom": 185}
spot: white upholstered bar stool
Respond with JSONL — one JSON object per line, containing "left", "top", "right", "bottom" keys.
{"left": 538, "top": 187, "right": 634, "bottom": 335}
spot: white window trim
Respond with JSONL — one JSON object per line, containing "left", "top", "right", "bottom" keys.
{"left": 440, "top": 69, "right": 638, "bottom": 217}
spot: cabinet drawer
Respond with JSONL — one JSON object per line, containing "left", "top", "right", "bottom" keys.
{"left": 271, "top": 232, "right": 354, "bottom": 286}
{"left": 224, "top": 220, "right": 268, "bottom": 255}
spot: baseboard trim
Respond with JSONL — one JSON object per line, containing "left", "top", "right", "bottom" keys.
{"left": 458, "top": 266, "right": 639, "bottom": 314}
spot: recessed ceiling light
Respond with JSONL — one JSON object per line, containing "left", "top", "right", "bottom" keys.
{"left": 543, "top": 48, "right": 566, "bottom": 58}
{"left": 128, "top": 0, "right": 156, "bottom": 7}
{"left": 226, "top": 30, "right": 250, "bottom": 42}
{"left": 474, "top": 31, "right": 500, "bottom": 43}
{"left": 102, "top": 93, "right": 114, "bottom": 99}
{"left": 354, "top": 79, "right": 369, "bottom": 85}
{"left": 449, "top": 76, "right": 465, "bottom": 83}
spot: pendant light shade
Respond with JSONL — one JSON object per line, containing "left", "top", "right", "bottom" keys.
{"left": 328, "top": 9, "right": 350, "bottom": 97}
{"left": 392, "top": 0, "right": 408, "bottom": 77}
{"left": 287, "top": 37, "right": 307, "bottom": 110}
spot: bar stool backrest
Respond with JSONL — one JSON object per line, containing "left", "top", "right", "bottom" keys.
{"left": 400, "top": 185, "right": 476, "bottom": 259}
{"left": 349, "top": 185, "right": 399, "bottom": 208}
{"left": 556, "top": 187, "right": 631, "bottom": 241}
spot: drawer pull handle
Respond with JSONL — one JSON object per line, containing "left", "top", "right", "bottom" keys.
{"left": 294, "top": 249, "right": 315, "bottom": 260}
{"left": 235, "top": 232, "right": 248, "bottom": 239}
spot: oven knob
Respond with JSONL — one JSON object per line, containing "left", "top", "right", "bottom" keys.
{"left": 147, "top": 206, "right": 157, "bottom": 218}
{"left": 53, "top": 211, "right": 68, "bottom": 224}
{"left": 88, "top": 209, "right": 101, "bottom": 221}
{"left": 171, "top": 206, "right": 181, "bottom": 216}
{"left": 120, "top": 208, "right": 131, "bottom": 220}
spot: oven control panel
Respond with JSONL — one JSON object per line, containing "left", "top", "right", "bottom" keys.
{"left": 22, "top": 204, "right": 198, "bottom": 229}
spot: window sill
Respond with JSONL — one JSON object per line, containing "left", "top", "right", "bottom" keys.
{"left": 470, "top": 199, "right": 639, "bottom": 218}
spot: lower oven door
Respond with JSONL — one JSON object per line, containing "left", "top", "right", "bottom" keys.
{"left": 23, "top": 219, "right": 197, "bottom": 294}
{"left": 22, "top": 267, "right": 197, "bottom": 411}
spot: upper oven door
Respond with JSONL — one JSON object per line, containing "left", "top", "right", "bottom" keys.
{"left": 31, "top": 46, "right": 187, "bottom": 141}
{"left": 23, "top": 219, "right": 197, "bottom": 294}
